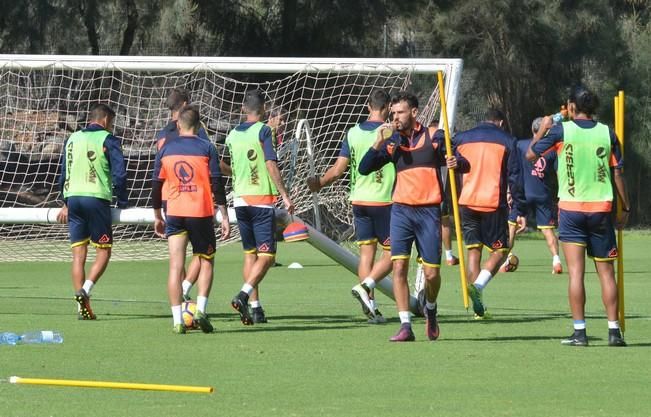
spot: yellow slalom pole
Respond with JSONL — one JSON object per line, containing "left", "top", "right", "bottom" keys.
{"left": 9, "top": 376, "right": 213, "bottom": 394}
{"left": 615, "top": 90, "right": 626, "bottom": 332}
{"left": 437, "top": 70, "right": 469, "bottom": 309}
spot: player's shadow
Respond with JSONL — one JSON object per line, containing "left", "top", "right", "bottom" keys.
{"left": 440, "top": 312, "right": 567, "bottom": 324}
{"left": 251, "top": 313, "right": 359, "bottom": 324}
{"left": 225, "top": 323, "right": 363, "bottom": 333}
{"left": 449, "top": 335, "right": 561, "bottom": 342}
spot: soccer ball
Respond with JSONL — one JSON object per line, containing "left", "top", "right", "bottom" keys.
{"left": 182, "top": 301, "right": 198, "bottom": 329}
{"left": 505, "top": 253, "right": 519, "bottom": 272}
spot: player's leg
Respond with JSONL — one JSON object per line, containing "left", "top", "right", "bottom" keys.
{"left": 188, "top": 216, "right": 217, "bottom": 333}
{"left": 499, "top": 207, "right": 519, "bottom": 273}
{"left": 587, "top": 212, "right": 625, "bottom": 346}
{"left": 537, "top": 202, "right": 562, "bottom": 273}
{"left": 181, "top": 255, "right": 201, "bottom": 301}
{"left": 558, "top": 209, "right": 588, "bottom": 346}
{"left": 232, "top": 207, "right": 276, "bottom": 325}
{"left": 413, "top": 205, "right": 442, "bottom": 340}
{"left": 388, "top": 204, "right": 416, "bottom": 342}
{"left": 166, "top": 222, "right": 189, "bottom": 334}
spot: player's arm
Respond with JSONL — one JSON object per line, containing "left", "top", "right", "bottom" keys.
{"left": 104, "top": 134, "right": 129, "bottom": 208}
{"left": 208, "top": 143, "right": 230, "bottom": 239}
{"left": 526, "top": 116, "right": 555, "bottom": 161}
{"left": 507, "top": 139, "right": 527, "bottom": 232}
{"left": 151, "top": 151, "right": 166, "bottom": 238}
{"left": 219, "top": 145, "right": 233, "bottom": 176}
{"left": 434, "top": 129, "right": 470, "bottom": 173}
{"left": 358, "top": 124, "right": 394, "bottom": 175}
{"left": 261, "top": 126, "right": 294, "bottom": 213}
{"left": 307, "top": 137, "right": 350, "bottom": 192}
{"left": 610, "top": 130, "right": 630, "bottom": 229}
{"left": 56, "top": 139, "right": 69, "bottom": 224}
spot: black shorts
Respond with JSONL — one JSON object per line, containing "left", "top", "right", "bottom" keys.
{"left": 461, "top": 206, "right": 509, "bottom": 252}
{"left": 67, "top": 196, "right": 112, "bottom": 248}
{"left": 165, "top": 215, "right": 216, "bottom": 258}
{"left": 352, "top": 204, "right": 391, "bottom": 249}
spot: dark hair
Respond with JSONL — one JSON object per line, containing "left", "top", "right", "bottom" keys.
{"left": 89, "top": 103, "right": 116, "bottom": 121}
{"left": 244, "top": 89, "right": 266, "bottom": 116}
{"left": 391, "top": 91, "right": 418, "bottom": 109}
{"left": 166, "top": 88, "right": 191, "bottom": 111}
{"left": 368, "top": 89, "right": 390, "bottom": 110}
{"left": 569, "top": 84, "right": 599, "bottom": 116}
{"left": 485, "top": 108, "right": 506, "bottom": 122}
{"left": 177, "top": 105, "right": 201, "bottom": 131}
{"left": 268, "top": 103, "right": 286, "bottom": 119}
{"left": 428, "top": 119, "right": 440, "bottom": 128}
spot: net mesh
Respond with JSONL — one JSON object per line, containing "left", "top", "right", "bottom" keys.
{"left": 0, "top": 61, "right": 445, "bottom": 261}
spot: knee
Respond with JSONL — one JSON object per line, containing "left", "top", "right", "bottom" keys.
{"left": 392, "top": 259, "right": 408, "bottom": 280}
{"left": 423, "top": 268, "right": 440, "bottom": 282}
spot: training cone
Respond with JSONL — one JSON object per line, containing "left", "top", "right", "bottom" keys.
{"left": 283, "top": 222, "right": 309, "bottom": 242}
{"left": 287, "top": 262, "right": 304, "bottom": 269}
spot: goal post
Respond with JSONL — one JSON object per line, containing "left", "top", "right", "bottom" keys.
{"left": 0, "top": 55, "right": 463, "bottom": 265}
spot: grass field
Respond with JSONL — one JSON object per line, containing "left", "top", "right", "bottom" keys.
{"left": 1, "top": 234, "right": 651, "bottom": 417}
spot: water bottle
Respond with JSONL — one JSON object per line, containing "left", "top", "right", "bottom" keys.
{"left": 19, "top": 331, "right": 63, "bottom": 344}
{"left": 0, "top": 332, "right": 20, "bottom": 345}
{"left": 552, "top": 105, "right": 568, "bottom": 124}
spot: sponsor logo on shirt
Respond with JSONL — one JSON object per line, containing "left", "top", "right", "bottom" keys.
{"left": 565, "top": 144, "right": 575, "bottom": 197}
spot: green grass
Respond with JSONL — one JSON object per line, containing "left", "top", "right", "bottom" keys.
{"left": 1, "top": 234, "right": 651, "bottom": 417}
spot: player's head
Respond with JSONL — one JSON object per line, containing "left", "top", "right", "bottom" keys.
{"left": 243, "top": 89, "right": 266, "bottom": 119}
{"left": 177, "top": 105, "right": 201, "bottom": 135}
{"left": 428, "top": 119, "right": 440, "bottom": 130}
{"left": 89, "top": 103, "right": 116, "bottom": 130}
{"left": 484, "top": 108, "right": 507, "bottom": 129}
{"left": 390, "top": 91, "right": 419, "bottom": 132}
{"left": 267, "top": 103, "right": 287, "bottom": 130}
{"left": 367, "top": 89, "right": 390, "bottom": 119}
{"left": 166, "top": 88, "right": 191, "bottom": 117}
{"left": 531, "top": 117, "right": 543, "bottom": 135}
{"left": 568, "top": 84, "right": 599, "bottom": 117}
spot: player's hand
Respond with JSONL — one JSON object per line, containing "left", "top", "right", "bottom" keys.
{"left": 616, "top": 210, "right": 629, "bottom": 230}
{"left": 220, "top": 218, "right": 231, "bottom": 240}
{"left": 379, "top": 122, "right": 395, "bottom": 140}
{"left": 515, "top": 216, "right": 527, "bottom": 234}
{"left": 154, "top": 218, "right": 166, "bottom": 238}
{"left": 445, "top": 155, "right": 458, "bottom": 169}
{"left": 283, "top": 195, "right": 295, "bottom": 214}
{"left": 506, "top": 192, "right": 513, "bottom": 208}
{"left": 306, "top": 175, "right": 321, "bottom": 193}
{"left": 539, "top": 116, "right": 553, "bottom": 133}
{"left": 56, "top": 205, "right": 68, "bottom": 224}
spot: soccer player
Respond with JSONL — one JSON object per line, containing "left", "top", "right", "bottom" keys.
{"left": 307, "top": 88, "right": 395, "bottom": 324}
{"left": 502, "top": 117, "right": 562, "bottom": 274}
{"left": 56, "top": 103, "right": 128, "bottom": 320}
{"left": 152, "top": 105, "right": 230, "bottom": 334}
{"left": 155, "top": 88, "right": 211, "bottom": 302}
{"left": 225, "top": 89, "right": 294, "bottom": 326}
{"left": 455, "top": 109, "right": 526, "bottom": 319}
{"left": 359, "top": 91, "right": 468, "bottom": 342}
{"left": 527, "top": 85, "right": 629, "bottom": 347}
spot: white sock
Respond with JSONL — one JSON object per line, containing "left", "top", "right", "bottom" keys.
{"left": 241, "top": 283, "right": 254, "bottom": 295}
{"left": 250, "top": 300, "right": 261, "bottom": 309}
{"left": 182, "top": 280, "right": 193, "bottom": 297}
{"left": 445, "top": 250, "right": 453, "bottom": 260}
{"left": 425, "top": 301, "right": 437, "bottom": 310}
{"left": 398, "top": 311, "right": 411, "bottom": 324}
{"left": 196, "top": 296, "right": 208, "bottom": 313}
{"left": 82, "top": 280, "right": 94, "bottom": 296}
{"left": 369, "top": 299, "right": 377, "bottom": 311}
{"left": 552, "top": 255, "right": 561, "bottom": 265}
{"left": 573, "top": 320, "right": 586, "bottom": 330}
{"left": 474, "top": 269, "right": 493, "bottom": 290}
{"left": 362, "top": 277, "right": 376, "bottom": 289}
{"left": 608, "top": 320, "right": 620, "bottom": 330}
{"left": 171, "top": 305, "right": 183, "bottom": 325}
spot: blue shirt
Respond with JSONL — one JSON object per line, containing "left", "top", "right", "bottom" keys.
{"left": 155, "top": 120, "right": 210, "bottom": 150}
{"left": 59, "top": 123, "right": 128, "bottom": 207}
{"left": 517, "top": 138, "right": 557, "bottom": 203}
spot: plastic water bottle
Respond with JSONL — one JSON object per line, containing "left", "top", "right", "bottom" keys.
{"left": 552, "top": 105, "right": 568, "bottom": 124}
{"left": 19, "top": 331, "right": 63, "bottom": 344}
{"left": 0, "top": 332, "right": 20, "bottom": 345}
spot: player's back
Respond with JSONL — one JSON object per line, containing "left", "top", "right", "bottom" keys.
{"left": 156, "top": 120, "right": 210, "bottom": 150}
{"left": 155, "top": 136, "right": 216, "bottom": 218}
{"left": 517, "top": 138, "right": 557, "bottom": 203}
{"left": 455, "top": 122, "right": 515, "bottom": 211}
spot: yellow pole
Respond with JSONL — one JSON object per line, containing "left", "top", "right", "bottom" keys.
{"left": 9, "top": 376, "right": 214, "bottom": 394}
{"left": 615, "top": 91, "right": 625, "bottom": 332}
{"left": 437, "top": 70, "right": 469, "bottom": 309}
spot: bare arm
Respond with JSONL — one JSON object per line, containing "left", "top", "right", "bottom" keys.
{"left": 266, "top": 159, "right": 294, "bottom": 214}
{"left": 307, "top": 156, "right": 349, "bottom": 192}
{"left": 613, "top": 168, "right": 630, "bottom": 229}
{"left": 219, "top": 160, "right": 232, "bottom": 176}
{"left": 526, "top": 116, "right": 553, "bottom": 161}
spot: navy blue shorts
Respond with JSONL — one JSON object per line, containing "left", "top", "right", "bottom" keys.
{"left": 165, "top": 216, "right": 216, "bottom": 258}
{"left": 462, "top": 206, "right": 509, "bottom": 252}
{"left": 390, "top": 203, "right": 441, "bottom": 267}
{"left": 558, "top": 209, "right": 617, "bottom": 260}
{"left": 67, "top": 196, "right": 112, "bottom": 248}
{"left": 508, "top": 199, "right": 557, "bottom": 229}
{"left": 235, "top": 206, "right": 276, "bottom": 256}
{"left": 352, "top": 204, "right": 391, "bottom": 249}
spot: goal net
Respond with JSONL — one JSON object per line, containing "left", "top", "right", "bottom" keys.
{"left": 0, "top": 55, "right": 463, "bottom": 261}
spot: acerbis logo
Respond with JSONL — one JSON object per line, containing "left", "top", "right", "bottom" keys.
{"left": 492, "top": 240, "right": 504, "bottom": 249}
{"left": 531, "top": 156, "right": 546, "bottom": 179}
{"left": 174, "top": 161, "right": 194, "bottom": 184}
{"left": 258, "top": 243, "right": 271, "bottom": 253}
{"left": 98, "top": 234, "right": 110, "bottom": 244}
{"left": 565, "top": 144, "right": 575, "bottom": 197}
